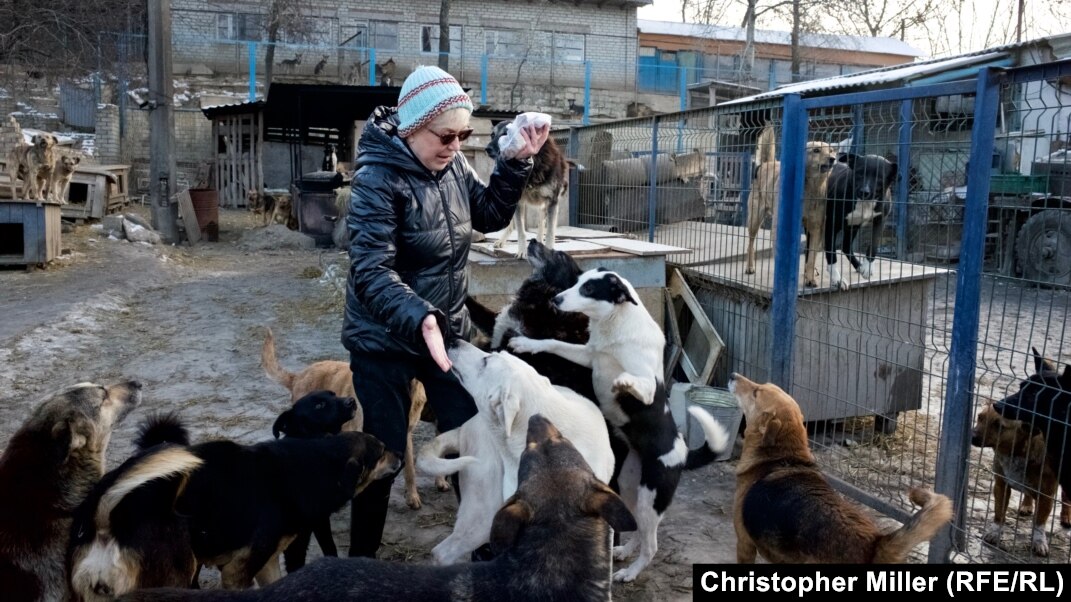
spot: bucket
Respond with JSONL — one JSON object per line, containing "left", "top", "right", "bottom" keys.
{"left": 683, "top": 386, "right": 742, "bottom": 461}
{"left": 188, "top": 188, "right": 219, "bottom": 242}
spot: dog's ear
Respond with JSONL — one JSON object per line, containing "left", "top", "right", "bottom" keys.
{"left": 1032, "top": 347, "right": 1056, "bottom": 373}
{"left": 1061, "top": 364, "right": 1071, "bottom": 389}
{"left": 71, "top": 156, "right": 81, "bottom": 166}
{"left": 493, "top": 389, "right": 522, "bottom": 438}
{"left": 584, "top": 481, "right": 637, "bottom": 533}
{"left": 489, "top": 497, "right": 533, "bottom": 554}
{"left": 271, "top": 410, "right": 293, "bottom": 439}
{"left": 886, "top": 161, "right": 897, "bottom": 181}
{"left": 607, "top": 275, "right": 638, "bottom": 305}
{"left": 758, "top": 413, "right": 784, "bottom": 447}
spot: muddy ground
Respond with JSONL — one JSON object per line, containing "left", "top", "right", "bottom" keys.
{"left": 0, "top": 207, "right": 739, "bottom": 601}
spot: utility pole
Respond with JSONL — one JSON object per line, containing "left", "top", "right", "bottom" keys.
{"left": 148, "top": 0, "right": 179, "bottom": 242}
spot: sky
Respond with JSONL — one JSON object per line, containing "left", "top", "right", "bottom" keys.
{"left": 636, "top": 0, "right": 1071, "bottom": 59}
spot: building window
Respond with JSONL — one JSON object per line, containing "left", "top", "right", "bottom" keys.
{"left": 217, "top": 14, "right": 263, "bottom": 41}
{"left": 485, "top": 29, "right": 525, "bottom": 58}
{"left": 553, "top": 33, "right": 584, "bottom": 63}
{"left": 639, "top": 46, "right": 657, "bottom": 57}
{"left": 341, "top": 21, "right": 397, "bottom": 50}
{"left": 421, "top": 25, "right": 462, "bottom": 55}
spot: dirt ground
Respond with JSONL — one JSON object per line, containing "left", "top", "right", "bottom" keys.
{"left": 0, "top": 206, "right": 739, "bottom": 601}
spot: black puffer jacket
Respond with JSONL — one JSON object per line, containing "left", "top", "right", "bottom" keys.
{"left": 342, "top": 107, "right": 532, "bottom": 356}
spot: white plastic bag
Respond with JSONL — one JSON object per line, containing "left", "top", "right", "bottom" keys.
{"left": 498, "top": 112, "right": 552, "bottom": 159}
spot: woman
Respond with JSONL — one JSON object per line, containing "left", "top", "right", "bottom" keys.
{"left": 341, "top": 65, "right": 549, "bottom": 558}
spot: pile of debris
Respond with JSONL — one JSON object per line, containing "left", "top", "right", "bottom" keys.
{"left": 93, "top": 213, "right": 163, "bottom": 245}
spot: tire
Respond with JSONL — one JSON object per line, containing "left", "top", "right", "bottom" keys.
{"left": 1016, "top": 209, "right": 1071, "bottom": 287}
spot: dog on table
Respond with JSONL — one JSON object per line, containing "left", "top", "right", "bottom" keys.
{"left": 746, "top": 123, "right": 837, "bottom": 286}
{"left": 118, "top": 415, "right": 638, "bottom": 602}
{"left": 509, "top": 268, "right": 730, "bottom": 582}
{"left": 0, "top": 380, "right": 141, "bottom": 602}
{"left": 417, "top": 339, "right": 615, "bottom": 565}
{"left": 728, "top": 372, "right": 952, "bottom": 563}
{"left": 994, "top": 347, "right": 1071, "bottom": 504}
{"left": 261, "top": 327, "right": 446, "bottom": 510}
{"left": 6, "top": 132, "right": 58, "bottom": 201}
{"left": 486, "top": 120, "right": 569, "bottom": 259}
{"left": 824, "top": 152, "right": 898, "bottom": 290}
{"left": 49, "top": 151, "right": 81, "bottom": 204}
{"left": 271, "top": 390, "right": 362, "bottom": 572}
{"left": 70, "top": 414, "right": 202, "bottom": 601}
{"left": 971, "top": 402, "right": 1071, "bottom": 556}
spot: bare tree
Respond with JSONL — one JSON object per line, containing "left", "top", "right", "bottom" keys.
{"left": 261, "top": 0, "right": 315, "bottom": 85}
{"left": 438, "top": 0, "right": 451, "bottom": 71}
{"left": 822, "top": 0, "right": 938, "bottom": 39}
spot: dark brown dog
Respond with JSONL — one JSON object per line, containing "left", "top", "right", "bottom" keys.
{"left": 0, "top": 381, "right": 141, "bottom": 601}
{"left": 728, "top": 372, "right": 952, "bottom": 563}
{"left": 971, "top": 402, "right": 1071, "bottom": 556}
{"left": 261, "top": 327, "right": 445, "bottom": 509}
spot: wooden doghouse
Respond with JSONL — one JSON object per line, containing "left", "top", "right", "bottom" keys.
{"left": 62, "top": 164, "right": 131, "bottom": 221}
{"left": 0, "top": 199, "right": 61, "bottom": 266}
{"left": 201, "top": 100, "right": 267, "bottom": 208}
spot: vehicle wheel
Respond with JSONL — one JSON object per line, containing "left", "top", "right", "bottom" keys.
{"left": 1016, "top": 209, "right": 1071, "bottom": 287}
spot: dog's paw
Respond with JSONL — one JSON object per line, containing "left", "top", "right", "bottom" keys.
{"left": 858, "top": 258, "right": 873, "bottom": 279}
{"left": 405, "top": 491, "right": 422, "bottom": 510}
{"left": 435, "top": 476, "right": 451, "bottom": 492}
{"left": 612, "top": 373, "right": 654, "bottom": 405}
{"left": 508, "top": 336, "right": 542, "bottom": 355}
{"left": 492, "top": 237, "right": 506, "bottom": 249}
{"left": 514, "top": 248, "right": 528, "bottom": 260}
{"left": 613, "top": 564, "right": 643, "bottom": 583}
{"left": 1032, "top": 528, "right": 1050, "bottom": 557}
{"left": 982, "top": 523, "right": 1003, "bottom": 545}
{"left": 745, "top": 265, "right": 755, "bottom": 275}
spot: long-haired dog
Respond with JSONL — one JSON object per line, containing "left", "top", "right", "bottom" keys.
{"left": 6, "top": 132, "right": 58, "bottom": 201}
{"left": 824, "top": 152, "right": 898, "bottom": 290}
{"left": 118, "top": 415, "right": 638, "bottom": 602}
{"left": 746, "top": 123, "right": 837, "bottom": 286}
{"left": 486, "top": 121, "right": 569, "bottom": 259}
{"left": 70, "top": 414, "right": 201, "bottom": 601}
{"left": 0, "top": 381, "right": 141, "bottom": 601}
{"left": 971, "top": 402, "right": 1071, "bottom": 556}
{"left": 728, "top": 372, "right": 952, "bottom": 563}
{"left": 509, "top": 268, "right": 730, "bottom": 581}
{"left": 261, "top": 327, "right": 445, "bottom": 510}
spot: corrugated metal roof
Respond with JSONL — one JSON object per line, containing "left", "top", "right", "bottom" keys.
{"left": 719, "top": 50, "right": 1010, "bottom": 106}
{"left": 638, "top": 19, "right": 923, "bottom": 58}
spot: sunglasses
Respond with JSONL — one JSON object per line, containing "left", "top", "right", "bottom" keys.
{"left": 426, "top": 127, "right": 474, "bottom": 146}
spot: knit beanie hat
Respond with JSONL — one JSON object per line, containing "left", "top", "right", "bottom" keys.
{"left": 396, "top": 66, "right": 474, "bottom": 138}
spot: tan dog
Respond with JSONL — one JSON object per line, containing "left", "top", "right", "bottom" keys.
{"left": 261, "top": 327, "right": 447, "bottom": 509}
{"left": 6, "top": 132, "right": 58, "bottom": 200}
{"left": 971, "top": 403, "right": 1071, "bottom": 556}
{"left": 268, "top": 192, "right": 298, "bottom": 230}
{"left": 728, "top": 372, "right": 952, "bottom": 563}
{"left": 50, "top": 152, "right": 81, "bottom": 204}
{"left": 746, "top": 124, "right": 837, "bottom": 287}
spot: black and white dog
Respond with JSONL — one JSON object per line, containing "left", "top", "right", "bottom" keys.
{"left": 322, "top": 143, "right": 338, "bottom": 173}
{"left": 824, "top": 153, "right": 897, "bottom": 290}
{"left": 994, "top": 347, "right": 1071, "bottom": 494}
{"left": 509, "top": 268, "right": 729, "bottom": 582}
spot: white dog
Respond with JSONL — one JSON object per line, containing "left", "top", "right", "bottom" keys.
{"left": 418, "top": 340, "right": 614, "bottom": 564}
{"left": 509, "top": 268, "right": 729, "bottom": 582}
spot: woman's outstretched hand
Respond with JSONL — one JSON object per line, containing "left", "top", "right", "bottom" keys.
{"left": 422, "top": 314, "right": 452, "bottom": 372}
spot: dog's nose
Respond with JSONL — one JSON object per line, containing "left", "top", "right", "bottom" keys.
{"left": 93, "top": 582, "right": 113, "bottom": 596}
{"left": 552, "top": 294, "right": 564, "bottom": 307}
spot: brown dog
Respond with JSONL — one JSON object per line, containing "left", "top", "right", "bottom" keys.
{"left": 260, "top": 327, "right": 447, "bottom": 510}
{"left": 50, "top": 152, "right": 81, "bottom": 204}
{"left": 971, "top": 403, "right": 1071, "bottom": 556}
{"left": 728, "top": 372, "right": 952, "bottom": 563}
{"left": 6, "top": 132, "right": 58, "bottom": 200}
{"left": 746, "top": 124, "right": 837, "bottom": 287}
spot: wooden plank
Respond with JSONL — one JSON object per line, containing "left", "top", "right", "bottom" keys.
{"left": 484, "top": 224, "right": 626, "bottom": 242}
{"left": 471, "top": 239, "right": 608, "bottom": 258}
{"left": 581, "top": 237, "right": 692, "bottom": 256}
{"left": 176, "top": 190, "right": 200, "bottom": 245}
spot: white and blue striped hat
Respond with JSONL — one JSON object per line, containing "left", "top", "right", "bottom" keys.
{"left": 396, "top": 66, "right": 474, "bottom": 138}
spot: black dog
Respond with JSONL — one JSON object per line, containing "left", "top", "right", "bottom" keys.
{"left": 823, "top": 153, "right": 897, "bottom": 290}
{"left": 322, "top": 143, "right": 338, "bottom": 173}
{"left": 994, "top": 347, "right": 1071, "bottom": 493}
{"left": 118, "top": 415, "right": 637, "bottom": 602}
{"left": 69, "top": 414, "right": 202, "bottom": 601}
{"left": 270, "top": 390, "right": 359, "bottom": 572}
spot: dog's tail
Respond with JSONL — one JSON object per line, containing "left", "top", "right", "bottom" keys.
{"left": 683, "top": 406, "right": 732, "bottom": 470}
{"left": 134, "top": 412, "right": 191, "bottom": 451}
{"left": 95, "top": 446, "right": 203, "bottom": 532}
{"left": 872, "top": 487, "right": 953, "bottom": 563}
{"left": 262, "top": 326, "right": 297, "bottom": 392}
{"left": 417, "top": 428, "right": 480, "bottom": 476}
{"left": 465, "top": 295, "right": 499, "bottom": 340}
{"left": 755, "top": 123, "right": 777, "bottom": 165}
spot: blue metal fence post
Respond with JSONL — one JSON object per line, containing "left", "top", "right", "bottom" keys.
{"left": 896, "top": 99, "right": 912, "bottom": 259}
{"left": 481, "top": 54, "right": 488, "bottom": 106}
{"left": 930, "top": 67, "right": 1002, "bottom": 563}
{"left": 568, "top": 127, "right": 580, "bottom": 226}
{"left": 647, "top": 116, "right": 660, "bottom": 242}
{"left": 248, "top": 42, "right": 257, "bottom": 101}
{"left": 369, "top": 48, "right": 377, "bottom": 86}
{"left": 851, "top": 105, "right": 864, "bottom": 155}
{"left": 583, "top": 61, "right": 591, "bottom": 126}
{"left": 769, "top": 94, "right": 806, "bottom": 389}
{"left": 679, "top": 66, "right": 688, "bottom": 111}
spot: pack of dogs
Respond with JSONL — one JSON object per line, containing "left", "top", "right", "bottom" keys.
{"left": 748, "top": 123, "right": 898, "bottom": 291}
{"left": 6, "top": 131, "right": 83, "bottom": 203}
{"left": 4, "top": 240, "right": 1064, "bottom": 598}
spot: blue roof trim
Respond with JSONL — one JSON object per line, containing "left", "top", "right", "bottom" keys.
{"left": 907, "top": 57, "right": 1016, "bottom": 86}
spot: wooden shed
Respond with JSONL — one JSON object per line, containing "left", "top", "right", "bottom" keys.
{"left": 201, "top": 100, "right": 267, "bottom": 208}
